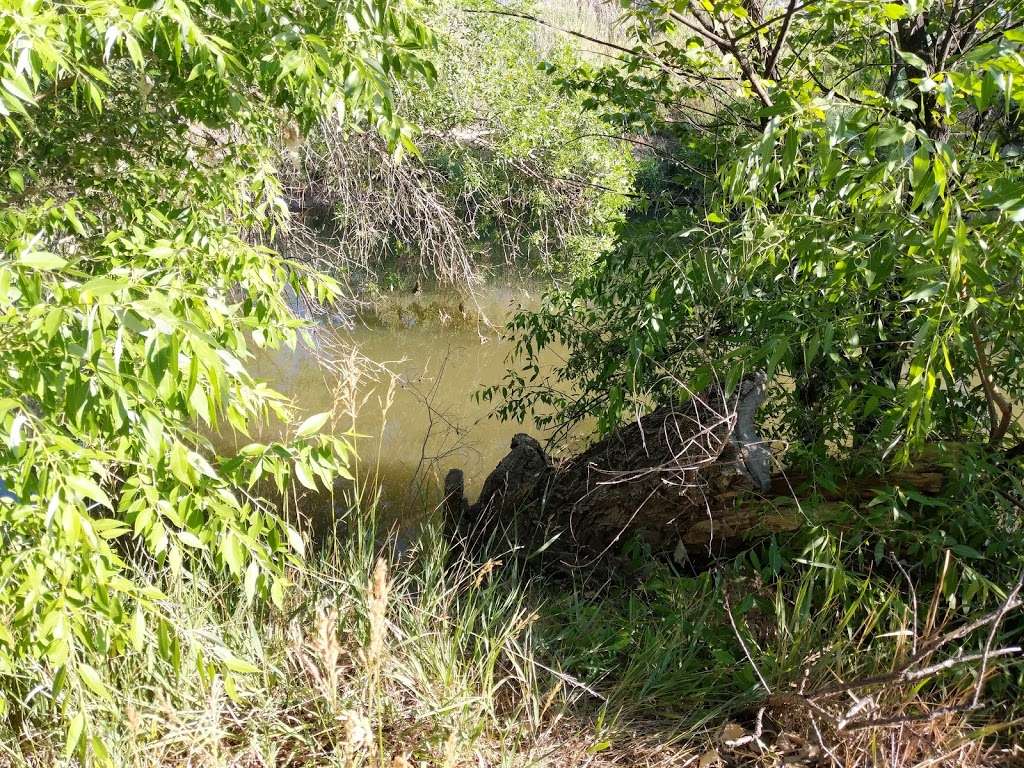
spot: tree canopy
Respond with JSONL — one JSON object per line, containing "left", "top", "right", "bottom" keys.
{"left": 491, "top": 0, "right": 1024, "bottom": 468}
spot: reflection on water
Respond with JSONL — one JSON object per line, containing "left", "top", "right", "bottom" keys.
{"left": 236, "top": 281, "right": 578, "bottom": 525}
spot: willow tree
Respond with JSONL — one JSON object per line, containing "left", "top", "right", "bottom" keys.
{"left": 0, "top": 0, "right": 430, "bottom": 757}
{"left": 476, "top": 0, "right": 1024, "bottom": 581}
{"left": 495, "top": 0, "right": 1024, "bottom": 463}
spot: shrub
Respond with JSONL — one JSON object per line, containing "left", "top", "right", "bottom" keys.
{"left": 283, "top": 0, "right": 638, "bottom": 286}
{"left": 489, "top": 0, "right": 1024, "bottom": 460}
{"left": 0, "top": 0, "right": 430, "bottom": 758}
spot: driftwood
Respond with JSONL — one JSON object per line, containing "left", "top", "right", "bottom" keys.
{"left": 444, "top": 376, "right": 947, "bottom": 567}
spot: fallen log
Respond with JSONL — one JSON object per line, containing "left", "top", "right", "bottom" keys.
{"left": 444, "top": 376, "right": 949, "bottom": 568}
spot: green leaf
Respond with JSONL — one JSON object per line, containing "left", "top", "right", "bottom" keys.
{"left": 286, "top": 525, "right": 305, "bottom": 556}
{"left": 897, "top": 50, "right": 929, "bottom": 73}
{"left": 902, "top": 284, "right": 943, "bottom": 302}
{"left": 65, "top": 712, "right": 85, "bottom": 757}
{"left": 2, "top": 75, "right": 34, "bottom": 103}
{"left": 17, "top": 251, "right": 67, "bottom": 270}
{"left": 125, "top": 35, "right": 145, "bottom": 69}
{"left": 221, "top": 533, "right": 243, "bottom": 575}
{"left": 78, "top": 663, "right": 110, "bottom": 700}
{"left": 90, "top": 735, "right": 111, "bottom": 762}
{"left": 177, "top": 530, "right": 204, "bottom": 548}
{"left": 65, "top": 474, "right": 113, "bottom": 509}
{"left": 951, "top": 544, "right": 983, "bottom": 559}
{"left": 882, "top": 3, "right": 908, "bottom": 19}
{"left": 293, "top": 461, "right": 317, "bottom": 491}
{"left": 80, "top": 276, "right": 128, "bottom": 300}
{"left": 244, "top": 560, "right": 260, "bottom": 601}
{"left": 295, "top": 411, "right": 331, "bottom": 438}
{"left": 270, "top": 578, "right": 286, "bottom": 608}
{"left": 217, "top": 649, "right": 259, "bottom": 674}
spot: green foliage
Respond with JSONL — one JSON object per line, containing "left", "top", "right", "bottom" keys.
{"left": 541, "top": 500, "right": 1024, "bottom": 731}
{"left": 485, "top": 8, "right": 1024, "bottom": 731}
{"left": 489, "top": 0, "right": 1024, "bottom": 461}
{"left": 0, "top": 520, "right": 551, "bottom": 766}
{"left": 0, "top": 0, "right": 430, "bottom": 758}
{"left": 406, "top": 0, "right": 637, "bottom": 271}
{"left": 290, "top": 0, "right": 638, "bottom": 282}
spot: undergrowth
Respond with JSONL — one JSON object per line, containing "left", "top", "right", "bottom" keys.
{"left": 3, "top": 484, "right": 1022, "bottom": 767}
{"left": 281, "top": 0, "right": 639, "bottom": 291}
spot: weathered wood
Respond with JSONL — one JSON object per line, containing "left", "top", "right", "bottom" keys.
{"left": 446, "top": 377, "right": 949, "bottom": 568}
{"left": 447, "top": 377, "right": 773, "bottom": 564}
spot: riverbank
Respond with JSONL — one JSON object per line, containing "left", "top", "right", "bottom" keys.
{"left": 1, "top": 512, "right": 697, "bottom": 767}
{"left": 6, "top": 490, "right": 1017, "bottom": 768}
{"left": 156, "top": 276, "right": 1024, "bottom": 768}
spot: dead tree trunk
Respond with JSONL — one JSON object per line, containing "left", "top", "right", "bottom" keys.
{"left": 444, "top": 376, "right": 946, "bottom": 568}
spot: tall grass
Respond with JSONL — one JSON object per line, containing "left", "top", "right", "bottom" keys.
{"left": 3, "top": 490, "right": 1021, "bottom": 767}
{"left": 530, "top": 0, "right": 630, "bottom": 56}
{"left": 12, "top": 522, "right": 558, "bottom": 767}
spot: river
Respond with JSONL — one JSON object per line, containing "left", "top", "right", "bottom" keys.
{"left": 235, "top": 280, "right": 580, "bottom": 530}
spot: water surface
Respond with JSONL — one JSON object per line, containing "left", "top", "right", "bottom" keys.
{"left": 242, "top": 281, "right": 579, "bottom": 525}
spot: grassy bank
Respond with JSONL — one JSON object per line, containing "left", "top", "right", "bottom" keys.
{"left": 4, "top": 489, "right": 1022, "bottom": 767}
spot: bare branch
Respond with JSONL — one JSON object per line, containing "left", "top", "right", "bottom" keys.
{"left": 972, "top": 572, "right": 1024, "bottom": 708}
{"left": 734, "top": 0, "right": 819, "bottom": 42}
{"left": 683, "top": 2, "right": 774, "bottom": 107}
{"left": 936, "top": 0, "right": 962, "bottom": 71}
{"left": 669, "top": 10, "right": 731, "bottom": 47}
{"left": 763, "top": 0, "right": 799, "bottom": 79}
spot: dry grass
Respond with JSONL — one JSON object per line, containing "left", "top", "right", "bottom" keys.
{"left": 2, "top": 512, "right": 1020, "bottom": 768}
{"left": 530, "top": 0, "right": 631, "bottom": 58}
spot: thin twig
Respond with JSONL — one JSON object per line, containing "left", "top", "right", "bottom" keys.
{"left": 763, "top": 0, "right": 799, "bottom": 79}
{"left": 724, "top": 586, "right": 773, "bottom": 694}
{"left": 972, "top": 571, "right": 1024, "bottom": 708}
{"left": 724, "top": 705, "right": 766, "bottom": 747}
{"left": 936, "top": 0, "right": 962, "bottom": 71}
{"left": 841, "top": 704, "right": 971, "bottom": 731}
{"left": 734, "top": 0, "right": 818, "bottom": 42}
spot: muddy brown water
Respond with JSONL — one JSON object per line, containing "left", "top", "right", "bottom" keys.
{"left": 228, "top": 282, "right": 587, "bottom": 529}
